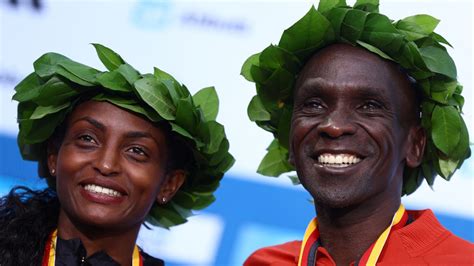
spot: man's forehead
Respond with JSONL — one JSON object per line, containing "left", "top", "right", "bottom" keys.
{"left": 295, "top": 44, "right": 413, "bottom": 99}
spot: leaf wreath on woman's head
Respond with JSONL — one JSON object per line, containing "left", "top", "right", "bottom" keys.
{"left": 241, "top": 0, "right": 470, "bottom": 195}
{"left": 14, "top": 44, "right": 234, "bottom": 228}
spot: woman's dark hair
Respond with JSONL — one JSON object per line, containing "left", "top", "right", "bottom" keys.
{"left": 0, "top": 103, "right": 194, "bottom": 264}
{"left": 0, "top": 186, "right": 59, "bottom": 265}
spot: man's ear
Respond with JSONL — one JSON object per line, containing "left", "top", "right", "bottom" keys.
{"left": 406, "top": 126, "right": 426, "bottom": 168}
{"left": 47, "top": 141, "right": 59, "bottom": 177}
{"left": 157, "top": 170, "right": 186, "bottom": 204}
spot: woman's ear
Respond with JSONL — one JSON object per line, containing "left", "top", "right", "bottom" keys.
{"left": 47, "top": 141, "right": 59, "bottom": 177}
{"left": 157, "top": 170, "right": 186, "bottom": 204}
{"left": 406, "top": 126, "right": 426, "bottom": 168}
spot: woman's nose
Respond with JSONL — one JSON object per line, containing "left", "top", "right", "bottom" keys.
{"left": 93, "top": 146, "right": 120, "bottom": 177}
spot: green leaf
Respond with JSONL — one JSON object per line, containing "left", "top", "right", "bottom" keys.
{"left": 92, "top": 43, "right": 125, "bottom": 71}
{"left": 356, "top": 41, "right": 393, "bottom": 60}
{"left": 192, "top": 194, "right": 216, "bottom": 210}
{"left": 57, "top": 60, "right": 99, "bottom": 84}
{"left": 209, "top": 138, "right": 230, "bottom": 166}
{"left": 33, "top": 52, "right": 71, "bottom": 78}
{"left": 279, "top": 6, "right": 334, "bottom": 58}
{"left": 259, "top": 45, "right": 301, "bottom": 74}
{"left": 449, "top": 118, "right": 470, "bottom": 160}
{"left": 396, "top": 15, "right": 439, "bottom": 41}
{"left": 325, "top": 7, "right": 350, "bottom": 38}
{"left": 96, "top": 71, "right": 132, "bottom": 92}
{"left": 431, "top": 105, "right": 461, "bottom": 155}
{"left": 14, "top": 73, "right": 43, "bottom": 96}
{"left": 419, "top": 46, "right": 457, "bottom": 79}
{"left": 55, "top": 65, "right": 96, "bottom": 87}
{"left": 438, "top": 157, "right": 459, "bottom": 180}
{"left": 33, "top": 77, "right": 80, "bottom": 106}
{"left": 430, "top": 32, "right": 452, "bottom": 47}
{"left": 154, "top": 66, "right": 176, "bottom": 81}
{"left": 215, "top": 153, "right": 235, "bottom": 173}
{"left": 204, "top": 121, "right": 225, "bottom": 154}
{"left": 117, "top": 64, "right": 141, "bottom": 85}
{"left": 257, "top": 144, "right": 293, "bottom": 177}
{"left": 248, "top": 95, "right": 271, "bottom": 121}
{"left": 22, "top": 110, "right": 68, "bottom": 144}
{"left": 133, "top": 77, "right": 176, "bottom": 120}
{"left": 341, "top": 9, "right": 369, "bottom": 42}
{"left": 354, "top": 0, "right": 379, "bottom": 12}
{"left": 175, "top": 99, "right": 198, "bottom": 134}
{"left": 93, "top": 94, "right": 162, "bottom": 122}
{"left": 193, "top": 87, "right": 219, "bottom": 121}
{"left": 277, "top": 106, "right": 292, "bottom": 150}
{"left": 170, "top": 123, "right": 195, "bottom": 142}
{"left": 241, "top": 53, "right": 260, "bottom": 82}
{"left": 288, "top": 175, "right": 301, "bottom": 185}
{"left": 317, "top": 0, "right": 347, "bottom": 13}
{"left": 30, "top": 102, "right": 70, "bottom": 120}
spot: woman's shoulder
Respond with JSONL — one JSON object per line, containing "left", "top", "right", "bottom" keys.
{"left": 141, "top": 250, "right": 165, "bottom": 266}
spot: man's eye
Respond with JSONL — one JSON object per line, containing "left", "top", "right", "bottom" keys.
{"left": 303, "top": 100, "right": 324, "bottom": 110}
{"left": 361, "top": 101, "right": 383, "bottom": 111}
{"left": 128, "top": 146, "right": 147, "bottom": 156}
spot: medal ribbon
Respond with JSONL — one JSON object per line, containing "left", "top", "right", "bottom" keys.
{"left": 297, "top": 204, "right": 408, "bottom": 266}
{"left": 42, "top": 229, "right": 143, "bottom": 266}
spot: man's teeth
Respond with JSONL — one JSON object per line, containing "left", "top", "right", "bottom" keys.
{"left": 84, "top": 184, "right": 122, "bottom": 197}
{"left": 318, "top": 153, "right": 361, "bottom": 168}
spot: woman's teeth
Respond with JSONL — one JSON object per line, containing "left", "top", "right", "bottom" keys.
{"left": 318, "top": 153, "right": 361, "bottom": 168}
{"left": 84, "top": 184, "right": 123, "bottom": 197}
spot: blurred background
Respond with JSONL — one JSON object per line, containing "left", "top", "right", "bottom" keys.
{"left": 0, "top": 0, "right": 472, "bottom": 265}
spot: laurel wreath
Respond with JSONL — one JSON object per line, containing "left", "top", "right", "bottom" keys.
{"left": 241, "top": 0, "right": 470, "bottom": 195}
{"left": 13, "top": 44, "right": 234, "bottom": 228}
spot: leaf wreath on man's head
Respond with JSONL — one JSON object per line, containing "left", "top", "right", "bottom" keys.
{"left": 241, "top": 0, "right": 470, "bottom": 195}
{"left": 13, "top": 43, "right": 234, "bottom": 228}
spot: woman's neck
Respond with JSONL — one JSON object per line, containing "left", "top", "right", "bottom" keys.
{"left": 56, "top": 210, "right": 141, "bottom": 266}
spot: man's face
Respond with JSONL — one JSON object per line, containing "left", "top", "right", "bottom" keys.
{"left": 290, "top": 44, "right": 421, "bottom": 208}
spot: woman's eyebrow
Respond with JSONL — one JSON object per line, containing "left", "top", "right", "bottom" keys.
{"left": 125, "top": 131, "right": 160, "bottom": 146}
{"left": 73, "top": 116, "right": 105, "bottom": 130}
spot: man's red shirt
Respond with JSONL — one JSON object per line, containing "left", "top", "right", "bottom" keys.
{"left": 244, "top": 209, "right": 474, "bottom": 265}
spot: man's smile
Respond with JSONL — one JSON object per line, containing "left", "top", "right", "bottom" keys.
{"left": 317, "top": 153, "right": 362, "bottom": 168}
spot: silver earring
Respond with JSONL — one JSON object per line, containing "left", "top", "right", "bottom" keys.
{"left": 162, "top": 197, "right": 167, "bottom": 204}
{"left": 51, "top": 169, "right": 56, "bottom": 175}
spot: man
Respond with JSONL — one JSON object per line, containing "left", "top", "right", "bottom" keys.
{"left": 241, "top": 0, "right": 473, "bottom": 265}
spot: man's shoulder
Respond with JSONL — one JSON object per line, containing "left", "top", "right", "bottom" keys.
{"left": 243, "top": 240, "right": 302, "bottom": 266}
{"left": 387, "top": 209, "right": 473, "bottom": 264}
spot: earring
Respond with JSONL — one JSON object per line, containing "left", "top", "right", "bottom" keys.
{"left": 51, "top": 169, "right": 56, "bottom": 175}
{"left": 161, "top": 197, "right": 167, "bottom": 204}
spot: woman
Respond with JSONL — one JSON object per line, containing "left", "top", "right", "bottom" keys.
{"left": 0, "top": 44, "right": 234, "bottom": 265}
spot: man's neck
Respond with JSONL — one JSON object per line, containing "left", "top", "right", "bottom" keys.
{"left": 57, "top": 211, "right": 141, "bottom": 266}
{"left": 315, "top": 197, "right": 401, "bottom": 265}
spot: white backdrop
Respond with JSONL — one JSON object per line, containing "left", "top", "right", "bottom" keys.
{"left": 1, "top": 1, "right": 472, "bottom": 265}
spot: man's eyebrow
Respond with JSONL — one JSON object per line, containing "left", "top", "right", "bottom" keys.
{"left": 73, "top": 117, "right": 105, "bottom": 130}
{"left": 298, "top": 78, "right": 389, "bottom": 98}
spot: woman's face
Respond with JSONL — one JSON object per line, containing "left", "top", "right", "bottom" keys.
{"left": 48, "top": 100, "right": 184, "bottom": 230}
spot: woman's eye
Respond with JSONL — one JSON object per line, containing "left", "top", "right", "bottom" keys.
{"left": 78, "top": 134, "right": 96, "bottom": 144}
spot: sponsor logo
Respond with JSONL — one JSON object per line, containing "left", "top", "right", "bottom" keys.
{"left": 131, "top": 0, "right": 248, "bottom": 33}
{"left": 0, "top": 69, "right": 20, "bottom": 88}
{"left": 5, "top": 0, "right": 42, "bottom": 10}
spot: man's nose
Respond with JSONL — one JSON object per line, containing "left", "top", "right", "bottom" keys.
{"left": 93, "top": 146, "right": 120, "bottom": 177}
{"left": 317, "top": 109, "right": 357, "bottom": 138}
